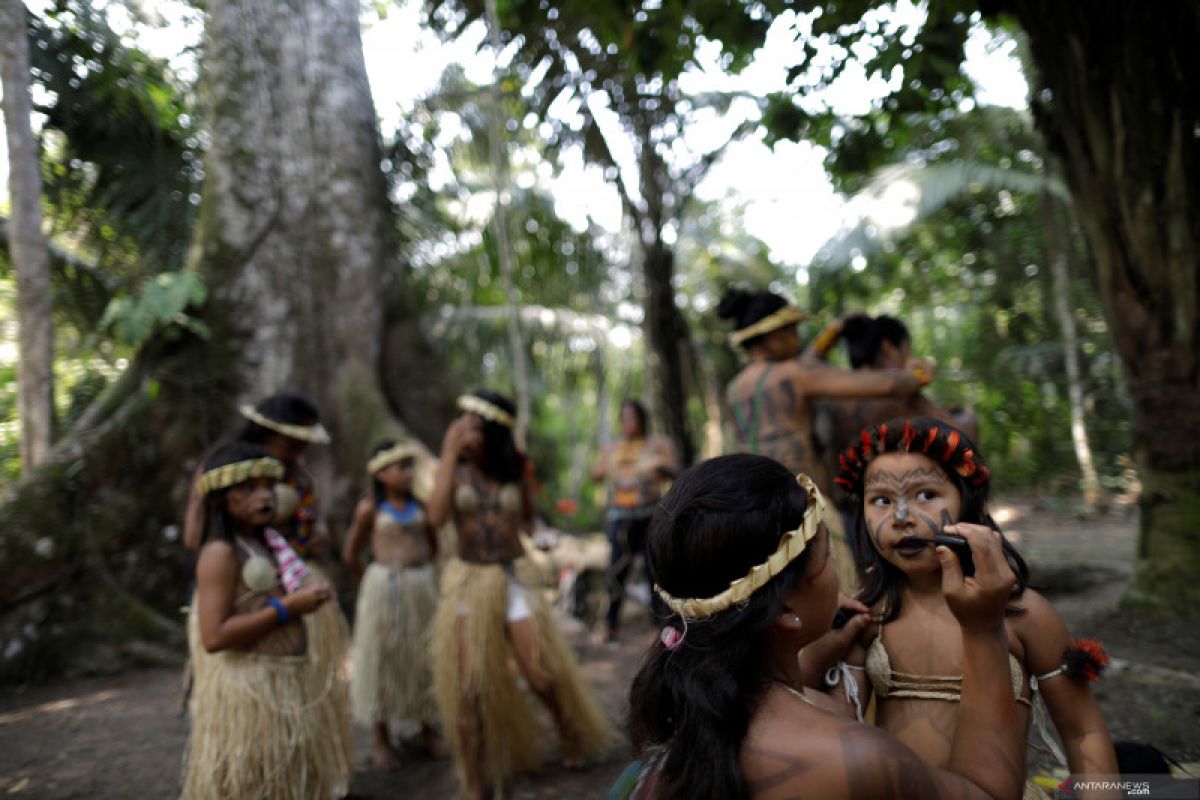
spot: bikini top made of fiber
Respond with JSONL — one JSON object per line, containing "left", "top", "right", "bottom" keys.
{"left": 865, "top": 630, "right": 1031, "bottom": 706}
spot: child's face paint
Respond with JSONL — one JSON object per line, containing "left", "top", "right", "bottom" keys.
{"left": 225, "top": 476, "right": 278, "bottom": 528}
{"left": 862, "top": 453, "right": 963, "bottom": 576}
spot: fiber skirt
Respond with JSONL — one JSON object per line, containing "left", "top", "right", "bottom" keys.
{"left": 181, "top": 611, "right": 351, "bottom": 800}
{"left": 350, "top": 561, "right": 438, "bottom": 724}
{"left": 431, "top": 558, "right": 614, "bottom": 791}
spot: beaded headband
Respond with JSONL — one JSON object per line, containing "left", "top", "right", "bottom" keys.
{"left": 834, "top": 417, "right": 990, "bottom": 494}
{"left": 457, "top": 395, "right": 516, "bottom": 429}
{"left": 239, "top": 405, "right": 331, "bottom": 444}
{"left": 729, "top": 305, "right": 809, "bottom": 347}
{"left": 655, "top": 473, "right": 828, "bottom": 620}
{"left": 198, "top": 457, "right": 284, "bottom": 496}
{"left": 367, "top": 442, "right": 419, "bottom": 475}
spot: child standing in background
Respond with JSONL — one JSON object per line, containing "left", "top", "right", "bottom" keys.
{"left": 343, "top": 440, "right": 442, "bottom": 769}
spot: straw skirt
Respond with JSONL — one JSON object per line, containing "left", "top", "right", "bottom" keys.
{"left": 350, "top": 561, "right": 438, "bottom": 724}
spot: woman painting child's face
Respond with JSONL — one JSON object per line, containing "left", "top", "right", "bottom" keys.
{"left": 863, "top": 452, "right": 962, "bottom": 575}
{"left": 225, "top": 477, "right": 277, "bottom": 529}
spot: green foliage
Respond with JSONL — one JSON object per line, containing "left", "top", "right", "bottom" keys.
{"left": 95, "top": 271, "right": 208, "bottom": 349}
{"left": 28, "top": 0, "right": 201, "bottom": 278}
{"left": 762, "top": 2, "right": 990, "bottom": 191}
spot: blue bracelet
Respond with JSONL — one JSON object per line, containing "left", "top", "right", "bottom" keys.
{"left": 266, "top": 598, "right": 289, "bottom": 626}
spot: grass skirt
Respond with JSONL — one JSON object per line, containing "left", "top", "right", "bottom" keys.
{"left": 303, "top": 562, "right": 353, "bottom": 771}
{"left": 351, "top": 562, "right": 438, "bottom": 725}
{"left": 431, "top": 558, "right": 614, "bottom": 792}
{"left": 181, "top": 611, "right": 351, "bottom": 800}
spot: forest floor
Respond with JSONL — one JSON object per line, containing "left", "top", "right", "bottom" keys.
{"left": 1, "top": 495, "right": 1197, "bottom": 799}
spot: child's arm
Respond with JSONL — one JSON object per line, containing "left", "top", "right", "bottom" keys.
{"left": 340, "top": 497, "right": 374, "bottom": 579}
{"left": 1018, "top": 590, "right": 1119, "bottom": 796}
{"left": 195, "top": 541, "right": 330, "bottom": 653}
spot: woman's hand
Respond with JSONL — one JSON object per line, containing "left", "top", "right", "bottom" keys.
{"left": 440, "top": 415, "right": 482, "bottom": 460}
{"left": 285, "top": 582, "right": 333, "bottom": 616}
{"left": 939, "top": 523, "right": 1016, "bottom": 633}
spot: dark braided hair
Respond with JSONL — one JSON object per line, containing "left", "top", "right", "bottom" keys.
{"left": 628, "top": 454, "right": 817, "bottom": 798}
{"left": 836, "top": 417, "right": 1028, "bottom": 622}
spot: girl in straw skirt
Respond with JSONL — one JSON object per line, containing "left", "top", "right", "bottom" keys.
{"left": 182, "top": 442, "right": 351, "bottom": 800}
{"left": 428, "top": 389, "right": 614, "bottom": 799}
{"left": 343, "top": 439, "right": 442, "bottom": 769}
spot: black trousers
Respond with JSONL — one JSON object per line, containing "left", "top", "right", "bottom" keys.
{"left": 604, "top": 513, "right": 663, "bottom": 631}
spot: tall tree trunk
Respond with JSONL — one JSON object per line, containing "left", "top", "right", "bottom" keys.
{"left": 0, "top": 0, "right": 420, "bottom": 682}
{"left": 641, "top": 241, "right": 696, "bottom": 466}
{"left": 985, "top": 0, "right": 1200, "bottom": 611}
{"left": 1043, "top": 189, "right": 1101, "bottom": 508}
{"left": 0, "top": 0, "right": 54, "bottom": 470}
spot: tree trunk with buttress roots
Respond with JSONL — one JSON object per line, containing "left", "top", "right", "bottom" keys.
{"left": 0, "top": 0, "right": 440, "bottom": 682}
{"left": 981, "top": 0, "right": 1200, "bottom": 611}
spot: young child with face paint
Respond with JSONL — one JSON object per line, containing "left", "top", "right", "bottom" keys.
{"left": 833, "top": 418, "right": 1119, "bottom": 799}
{"left": 181, "top": 442, "right": 350, "bottom": 800}
{"left": 342, "top": 439, "right": 443, "bottom": 769}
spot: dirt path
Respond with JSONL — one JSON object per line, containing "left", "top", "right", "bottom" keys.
{"left": 2, "top": 499, "right": 1197, "bottom": 798}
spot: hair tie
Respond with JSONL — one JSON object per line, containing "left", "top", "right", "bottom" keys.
{"left": 660, "top": 625, "right": 685, "bottom": 652}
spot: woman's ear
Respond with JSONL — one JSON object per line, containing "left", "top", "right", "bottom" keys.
{"left": 775, "top": 589, "right": 806, "bottom": 632}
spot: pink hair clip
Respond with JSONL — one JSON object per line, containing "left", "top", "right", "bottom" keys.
{"left": 660, "top": 626, "right": 685, "bottom": 652}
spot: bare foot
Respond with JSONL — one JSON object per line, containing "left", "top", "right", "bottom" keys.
{"left": 371, "top": 739, "right": 403, "bottom": 772}
{"left": 421, "top": 724, "right": 448, "bottom": 759}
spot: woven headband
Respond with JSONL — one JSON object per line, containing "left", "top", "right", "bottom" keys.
{"left": 198, "top": 457, "right": 284, "bottom": 496}
{"left": 240, "top": 405, "right": 331, "bottom": 444}
{"left": 367, "top": 442, "right": 419, "bottom": 475}
{"left": 834, "top": 418, "right": 990, "bottom": 494}
{"left": 729, "top": 305, "right": 809, "bottom": 347}
{"left": 457, "top": 395, "right": 516, "bottom": 429}
{"left": 655, "top": 473, "right": 828, "bottom": 620}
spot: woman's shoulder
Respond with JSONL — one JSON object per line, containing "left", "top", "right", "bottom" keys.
{"left": 742, "top": 693, "right": 886, "bottom": 799}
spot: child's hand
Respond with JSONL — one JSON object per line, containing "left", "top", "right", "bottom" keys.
{"left": 938, "top": 523, "right": 1015, "bottom": 633}
{"left": 798, "top": 594, "right": 873, "bottom": 682}
{"left": 286, "top": 582, "right": 332, "bottom": 616}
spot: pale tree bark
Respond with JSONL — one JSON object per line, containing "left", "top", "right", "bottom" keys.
{"left": 983, "top": 0, "right": 1200, "bottom": 610}
{"left": 0, "top": 0, "right": 429, "bottom": 681}
{"left": 0, "top": 0, "right": 54, "bottom": 470}
{"left": 1044, "top": 189, "right": 1101, "bottom": 508}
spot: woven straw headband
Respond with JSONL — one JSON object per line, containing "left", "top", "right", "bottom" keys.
{"left": 729, "top": 305, "right": 809, "bottom": 347}
{"left": 655, "top": 473, "right": 828, "bottom": 620}
{"left": 239, "top": 405, "right": 331, "bottom": 444}
{"left": 457, "top": 395, "right": 516, "bottom": 429}
{"left": 367, "top": 442, "right": 420, "bottom": 475}
{"left": 197, "top": 457, "right": 284, "bottom": 496}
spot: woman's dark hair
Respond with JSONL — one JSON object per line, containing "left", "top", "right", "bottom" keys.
{"left": 467, "top": 389, "right": 526, "bottom": 484}
{"left": 621, "top": 398, "right": 649, "bottom": 436}
{"left": 239, "top": 390, "right": 322, "bottom": 443}
{"left": 200, "top": 441, "right": 274, "bottom": 546}
{"left": 628, "top": 454, "right": 817, "bottom": 798}
{"left": 844, "top": 418, "right": 1030, "bottom": 622}
{"left": 841, "top": 314, "right": 910, "bottom": 369}
{"left": 716, "top": 286, "right": 789, "bottom": 349}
